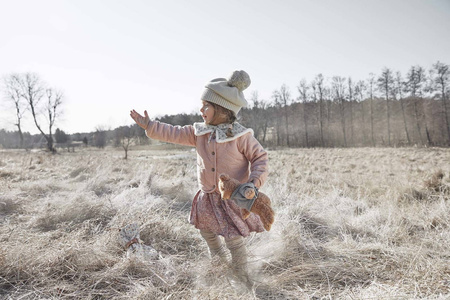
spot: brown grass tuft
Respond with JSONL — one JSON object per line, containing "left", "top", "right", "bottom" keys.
{"left": 0, "top": 196, "right": 22, "bottom": 215}
{"left": 424, "top": 169, "right": 445, "bottom": 191}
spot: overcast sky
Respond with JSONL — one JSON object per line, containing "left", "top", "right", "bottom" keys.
{"left": 1, "top": 0, "right": 449, "bottom": 134}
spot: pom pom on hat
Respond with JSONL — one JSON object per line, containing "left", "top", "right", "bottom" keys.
{"left": 201, "top": 70, "right": 251, "bottom": 115}
{"left": 227, "top": 70, "right": 251, "bottom": 92}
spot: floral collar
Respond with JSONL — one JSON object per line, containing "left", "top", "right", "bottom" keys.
{"left": 193, "top": 122, "right": 253, "bottom": 143}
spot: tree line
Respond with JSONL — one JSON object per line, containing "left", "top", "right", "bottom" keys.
{"left": 1, "top": 61, "right": 449, "bottom": 152}
{"left": 241, "top": 61, "right": 449, "bottom": 147}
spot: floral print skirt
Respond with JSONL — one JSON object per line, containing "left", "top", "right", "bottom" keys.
{"left": 190, "top": 190, "right": 265, "bottom": 239}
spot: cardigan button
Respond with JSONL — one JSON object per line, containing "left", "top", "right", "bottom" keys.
{"left": 212, "top": 151, "right": 215, "bottom": 155}
{"left": 212, "top": 168, "right": 215, "bottom": 172}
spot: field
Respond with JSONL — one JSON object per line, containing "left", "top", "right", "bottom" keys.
{"left": 0, "top": 146, "right": 449, "bottom": 299}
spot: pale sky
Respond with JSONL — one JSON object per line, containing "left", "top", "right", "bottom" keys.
{"left": 0, "top": 0, "right": 449, "bottom": 134}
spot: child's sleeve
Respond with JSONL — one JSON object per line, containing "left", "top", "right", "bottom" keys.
{"left": 239, "top": 134, "right": 269, "bottom": 188}
{"left": 146, "top": 120, "right": 196, "bottom": 147}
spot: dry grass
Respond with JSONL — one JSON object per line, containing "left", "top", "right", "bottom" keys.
{"left": 0, "top": 146, "right": 449, "bottom": 299}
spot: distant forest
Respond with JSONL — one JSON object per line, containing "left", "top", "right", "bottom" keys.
{"left": 1, "top": 61, "right": 449, "bottom": 150}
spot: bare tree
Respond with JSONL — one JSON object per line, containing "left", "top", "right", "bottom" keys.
{"left": 18, "top": 73, "right": 63, "bottom": 153}
{"left": 394, "top": 71, "right": 411, "bottom": 144}
{"left": 430, "top": 61, "right": 450, "bottom": 145}
{"left": 298, "top": 79, "right": 310, "bottom": 147}
{"left": 378, "top": 68, "right": 395, "bottom": 146}
{"left": 115, "top": 126, "right": 134, "bottom": 159}
{"left": 347, "top": 77, "right": 355, "bottom": 145}
{"left": 270, "top": 94, "right": 282, "bottom": 146}
{"left": 44, "top": 88, "right": 63, "bottom": 152}
{"left": 312, "top": 74, "right": 325, "bottom": 146}
{"left": 273, "top": 84, "right": 291, "bottom": 146}
{"left": 405, "top": 66, "right": 427, "bottom": 145}
{"left": 419, "top": 68, "right": 433, "bottom": 145}
{"left": 367, "top": 73, "right": 376, "bottom": 146}
{"left": 249, "top": 91, "right": 269, "bottom": 143}
{"left": 325, "top": 86, "right": 332, "bottom": 136}
{"left": 332, "top": 76, "right": 347, "bottom": 147}
{"left": 355, "top": 80, "right": 367, "bottom": 145}
{"left": 3, "top": 74, "right": 27, "bottom": 148}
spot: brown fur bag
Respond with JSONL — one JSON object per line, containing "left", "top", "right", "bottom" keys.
{"left": 218, "top": 174, "right": 275, "bottom": 231}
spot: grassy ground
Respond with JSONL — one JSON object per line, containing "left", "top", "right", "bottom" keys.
{"left": 0, "top": 146, "right": 449, "bottom": 299}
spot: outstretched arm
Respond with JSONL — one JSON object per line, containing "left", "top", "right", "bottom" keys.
{"left": 130, "top": 109, "right": 196, "bottom": 147}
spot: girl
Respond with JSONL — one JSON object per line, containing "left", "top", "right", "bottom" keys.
{"left": 130, "top": 70, "right": 268, "bottom": 290}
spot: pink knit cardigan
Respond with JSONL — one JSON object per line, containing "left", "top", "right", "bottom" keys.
{"left": 145, "top": 121, "right": 269, "bottom": 193}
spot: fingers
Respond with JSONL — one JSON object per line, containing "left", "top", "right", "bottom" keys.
{"left": 130, "top": 109, "right": 143, "bottom": 119}
{"left": 244, "top": 188, "right": 256, "bottom": 199}
{"left": 130, "top": 109, "right": 149, "bottom": 129}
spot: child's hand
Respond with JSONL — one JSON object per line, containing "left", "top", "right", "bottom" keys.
{"left": 130, "top": 109, "right": 150, "bottom": 130}
{"left": 244, "top": 187, "right": 255, "bottom": 199}
{"left": 244, "top": 182, "right": 257, "bottom": 199}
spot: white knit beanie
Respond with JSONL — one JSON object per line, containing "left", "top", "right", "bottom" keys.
{"left": 201, "top": 70, "right": 251, "bottom": 115}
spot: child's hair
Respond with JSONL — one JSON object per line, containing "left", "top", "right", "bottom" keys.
{"left": 208, "top": 101, "right": 237, "bottom": 124}
{"left": 207, "top": 101, "right": 236, "bottom": 137}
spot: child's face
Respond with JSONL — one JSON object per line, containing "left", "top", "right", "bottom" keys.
{"left": 200, "top": 101, "right": 215, "bottom": 124}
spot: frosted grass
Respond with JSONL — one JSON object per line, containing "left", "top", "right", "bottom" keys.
{"left": 0, "top": 146, "right": 449, "bottom": 299}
